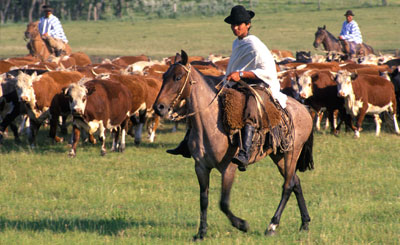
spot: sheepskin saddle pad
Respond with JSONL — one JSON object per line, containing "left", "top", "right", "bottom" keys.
{"left": 220, "top": 87, "right": 281, "bottom": 135}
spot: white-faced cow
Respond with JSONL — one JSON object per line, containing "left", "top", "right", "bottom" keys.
{"left": 335, "top": 70, "right": 400, "bottom": 138}
{"left": 64, "top": 79, "right": 133, "bottom": 157}
{"left": 15, "top": 70, "right": 83, "bottom": 146}
{"left": 295, "top": 69, "right": 354, "bottom": 135}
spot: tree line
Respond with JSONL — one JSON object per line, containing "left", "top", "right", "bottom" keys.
{"left": 0, "top": 0, "right": 390, "bottom": 25}
{"left": 0, "top": 0, "right": 239, "bottom": 24}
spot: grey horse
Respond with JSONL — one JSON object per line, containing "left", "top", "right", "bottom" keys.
{"left": 154, "top": 50, "right": 314, "bottom": 240}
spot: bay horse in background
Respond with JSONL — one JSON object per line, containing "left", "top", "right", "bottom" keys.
{"left": 24, "top": 21, "right": 71, "bottom": 61}
{"left": 153, "top": 50, "right": 314, "bottom": 240}
{"left": 313, "top": 25, "right": 374, "bottom": 58}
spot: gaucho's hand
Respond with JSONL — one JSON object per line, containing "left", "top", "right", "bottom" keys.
{"left": 226, "top": 71, "right": 241, "bottom": 82}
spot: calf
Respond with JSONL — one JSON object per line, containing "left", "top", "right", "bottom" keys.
{"left": 335, "top": 70, "right": 400, "bottom": 137}
{"left": 64, "top": 79, "right": 133, "bottom": 157}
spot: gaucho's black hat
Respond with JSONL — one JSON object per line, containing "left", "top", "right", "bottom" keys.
{"left": 344, "top": 10, "right": 355, "bottom": 16}
{"left": 224, "top": 5, "right": 255, "bottom": 25}
{"left": 42, "top": 5, "right": 53, "bottom": 12}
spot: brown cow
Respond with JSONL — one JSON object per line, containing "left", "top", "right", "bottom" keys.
{"left": 15, "top": 70, "right": 83, "bottom": 145}
{"left": 69, "top": 52, "right": 92, "bottom": 66}
{"left": 64, "top": 79, "right": 133, "bottom": 157}
{"left": 335, "top": 70, "right": 400, "bottom": 138}
{"left": 103, "top": 74, "right": 162, "bottom": 144}
{"left": 111, "top": 55, "right": 150, "bottom": 67}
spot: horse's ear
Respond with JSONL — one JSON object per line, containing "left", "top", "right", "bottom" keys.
{"left": 323, "top": 25, "right": 326, "bottom": 30}
{"left": 181, "top": 50, "right": 188, "bottom": 66}
{"left": 173, "top": 53, "right": 182, "bottom": 64}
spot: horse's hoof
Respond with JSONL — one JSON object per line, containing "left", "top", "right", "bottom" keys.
{"left": 192, "top": 234, "right": 204, "bottom": 242}
{"left": 300, "top": 222, "right": 309, "bottom": 231}
{"left": 265, "top": 229, "right": 277, "bottom": 236}
{"left": 265, "top": 223, "right": 278, "bottom": 236}
{"left": 233, "top": 218, "right": 249, "bottom": 232}
{"left": 101, "top": 150, "right": 107, "bottom": 156}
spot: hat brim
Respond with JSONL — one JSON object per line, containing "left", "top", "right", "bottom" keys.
{"left": 224, "top": 11, "right": 255, "bottom": 24}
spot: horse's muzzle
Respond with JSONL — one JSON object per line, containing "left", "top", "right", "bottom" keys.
{"left": 153, "top": 103, "right": 169, "bottom": 117}
{"left": 313, "top": 42, "right": 319, "bottom": 48}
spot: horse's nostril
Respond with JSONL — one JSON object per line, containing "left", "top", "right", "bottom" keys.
{"left": 158, "top": 104, "right": 165, "bottom": 111}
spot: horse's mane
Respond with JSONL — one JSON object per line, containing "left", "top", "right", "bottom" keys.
{"left": 323, "top": 28, "right": 339, "bottom": 42}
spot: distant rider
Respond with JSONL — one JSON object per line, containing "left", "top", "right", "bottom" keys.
{"left": 38, "top": 5, "right": 69, "bottom": 56}
{"left": 339, "top": 10, "right": 363, "bottom": 56}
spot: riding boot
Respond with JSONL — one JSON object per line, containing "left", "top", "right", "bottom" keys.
{"left": 232, "top": 124, "right": 255, "bottom": 171}
{"left": 166, "top": 128, "right": 191, "bottom": 158}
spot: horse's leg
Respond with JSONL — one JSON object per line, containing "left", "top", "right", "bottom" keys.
{"left": 266, "top": 149, "right": 310, "bottom": 235}
{"left": 292, "top": 173, "right": 311, "bottom": 231}
{"left": 220, "top": 163, "right": 249, "bottom": 232}
{"left": 193, "top": 164, "right": 211, "bottom": 241}
{"left": 266, "top": 152, "right": 294, "bottom": 235}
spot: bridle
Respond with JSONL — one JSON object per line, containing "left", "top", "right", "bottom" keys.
{"left": 169, "top": 63, "right": 194, "bottom": 110}
{"left": 166, "top": 63, "right": 222, "bottom": 121}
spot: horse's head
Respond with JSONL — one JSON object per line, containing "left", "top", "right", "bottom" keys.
{"left": 313, "top": 25, "right": 327, "bottom": 48}
{"left": 25, "top": 21, "right": 40, "bottom": 40}
{"left": 153, "top": 50, "right": 192, "bottom": 118}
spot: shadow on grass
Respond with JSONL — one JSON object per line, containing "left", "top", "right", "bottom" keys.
{"left": 0, "top": 216, "right": 197, "bottom": 236}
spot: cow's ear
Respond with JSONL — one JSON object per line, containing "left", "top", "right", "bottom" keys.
{"left": 31, "top": 71, "right": 38, "bottom": 80}
{"left": 311, "top": 73, "right": 319, "bottom": 82}
{"left": 181, "top": 50, "right": 188, "bottom": 66}
{"left": 62, "top": 87, "right": 68, "bottom": 95}
{"left": 350, "top": 73, "right": 358, "bottom": 80}
{"left": 330, "top": 71, "right": 337, "bottom": 81}
{"left": 86, "top": 84, "right": 96, "bottom": 95}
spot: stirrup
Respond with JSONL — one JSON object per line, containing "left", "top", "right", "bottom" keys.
{"left": 232, "top": 151, "right": 249, "bottom": 172}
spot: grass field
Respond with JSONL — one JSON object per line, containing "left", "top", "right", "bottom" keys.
{"left": 0, "top": 5, "right": 399, "bottom": 60}
{"left": 0, "top": 3, "right": 400, "bottom": 244}
{"left": 0, "top": 120, "right": 399, "bottom": 244}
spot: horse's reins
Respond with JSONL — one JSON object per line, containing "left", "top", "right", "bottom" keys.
{"left": 169, "top": 63, "right": 223, "bottom": 121}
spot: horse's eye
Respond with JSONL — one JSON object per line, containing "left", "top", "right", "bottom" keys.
{"left": 176, "top": 75, "right": 183, "bottom": 81}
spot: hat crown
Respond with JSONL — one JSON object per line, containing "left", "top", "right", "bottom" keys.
{"left": 344, "top": 10, "right": 354, "bottom": 16}
{"left": 224, "top": 5, "right": 255, "bottom": 24}
{"left": 42, "top": 5, "right": 53, "bottom": 11}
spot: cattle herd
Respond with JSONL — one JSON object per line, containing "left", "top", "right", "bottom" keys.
{"left": 1, "top": 49, "right": 400, "bottom": 156}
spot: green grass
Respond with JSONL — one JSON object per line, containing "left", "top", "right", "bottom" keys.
{"left": 0, "top": 5, "right": 399, "bottom": 60}
{"left": 0, "top": 119, "right": 399, "bottom": 244}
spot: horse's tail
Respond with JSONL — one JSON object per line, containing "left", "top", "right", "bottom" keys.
{"left": 296, "top": 129, "right": 314, "bottom": 172}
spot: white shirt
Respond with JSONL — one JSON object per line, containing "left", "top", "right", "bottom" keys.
{"left": 38, "top": 14, "right": 68, "bottom": 43}
{"left": 339, "top": 20, "right": 363, "bottom": 44}
{"left": 225, "top": 35, "right": 287, "bottom": 108}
